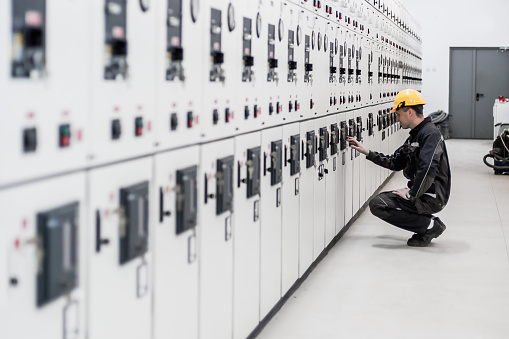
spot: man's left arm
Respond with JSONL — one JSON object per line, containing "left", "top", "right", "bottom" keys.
{"left": 406, "top": 132, "right": 444, "bottom": 201}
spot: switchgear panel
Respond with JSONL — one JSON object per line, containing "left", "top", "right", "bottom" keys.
{"left": 270, "top": 141, "right": 283, "bottom": 186}
{"left": 166, "top": 0, "right": 184, "bottom": 81}
{"left": 289, "top": 135, "right": 301, "bottom": 176}
{"left": 176, "top": 166, "right": 198, "bottom": 235}
{"left": 37, "top": 202, "right": 79, "bottom": 307}
{"left": 119, "top": 182, "right": 149, "bottom": 265}
{"left": 104, "top": 0, "right": 128, "bottom": 80}
{"left": 216, "top": 156, "right": 234, "bottom": 214}
{"left": 246, "top": 147, "right": 261, "bottom": 198}
{"left": 210, "top": 8, "right": 225, "bottom": 82}
{"left": 305, "top": 131, "right": 316, "bottom": 168}
{"left": 11, "top": 0, "right": 46, "bottom": 78}
{"left": 242, "top": 18, "right": 254, "bottom": 82}
{"left": 319, "top": 127, "right": 329, "bottom": 162}
{"left": 330, "top": 124, "right": 339, "bottom": 155}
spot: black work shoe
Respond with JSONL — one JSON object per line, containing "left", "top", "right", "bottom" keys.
{"left": 407, "top": 218, "right": 446, "bottom": 247}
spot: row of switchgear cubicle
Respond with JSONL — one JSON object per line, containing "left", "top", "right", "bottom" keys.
{"left": 0, "top": 0, "right": 421, "bottom": 338}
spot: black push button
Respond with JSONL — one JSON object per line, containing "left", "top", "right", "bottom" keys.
{"left": 170, "top": 113, "right": 178, "bottom": 131}
{"left": 111, "top": 119, "right": 122, "bottom": 140}
{"left": 23, "top": 127, "right": 37, "bottom": 152}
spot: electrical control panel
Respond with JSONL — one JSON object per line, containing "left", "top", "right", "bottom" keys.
{"left": 153, "top": 146, "right": 199, "bottom": 339}
{"left": 87, "top": 158, "right": 152, "bottom": 339}
{"left": 1, "top": 173, "right": 86, "bottom": 339}
{"left": 0, "top": 0, "right": 421, "bottom": 337}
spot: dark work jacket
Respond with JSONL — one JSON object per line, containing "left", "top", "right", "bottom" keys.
{"left": 366, "top": 117, "right": 451, "bottom": 214}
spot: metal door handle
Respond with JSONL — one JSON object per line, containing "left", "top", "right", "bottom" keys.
{"left": 476, "top": 93, "right": 484, "bottom": 101}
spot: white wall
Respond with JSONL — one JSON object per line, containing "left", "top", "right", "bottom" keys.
{"left": 401, "top": 0, "right": 509, "bottom": 115}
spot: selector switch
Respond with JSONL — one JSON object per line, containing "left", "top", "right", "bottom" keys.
{"left": 23, "top": 127, "right": 37, "bottom": 152}
{"left": 59, "top": 124, "right": 71, "bottom": 148}
{"left": 269, "top": 103, "right": 274, "bottom": 115}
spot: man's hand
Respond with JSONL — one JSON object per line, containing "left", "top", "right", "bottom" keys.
{"left": 347, "top": 137, "right": 369, "bottom": 155}
{"left": 392, "top": 187, "right": 410, "bottom": 200}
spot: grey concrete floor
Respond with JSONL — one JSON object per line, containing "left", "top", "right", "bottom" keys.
{"left": 256, "top": 139, "right": 509, "bottom": 339}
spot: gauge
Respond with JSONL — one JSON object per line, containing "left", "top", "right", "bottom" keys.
{"left": 278, "top": 18, "right": 284, "bottom": 41}
{"left": 324, "top": 34, "right": 328, "bottom": 52}
{"left": 297, "top": 25, "right": 302, "bottom": 46}
{"left": 317, "top": 32, "right": 322, "bottom": 51}
{"left": 312, "top": 30, "right": 316, "bottom": 49}
{"left": 256, "top": 12, "right": 262, "bottom": 38}
{"left": 191, "top": 0, "right": 199, "bottom": 23}
{"left": 139, "top": 0, "right": 150, "bottom": 11}
{"left": 335, "top": 38, "right": 338, "bottom": 55}
{"left": 227, "top": 3, "right": 235, "bottom": 31}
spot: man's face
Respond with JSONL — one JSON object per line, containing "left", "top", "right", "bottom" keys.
{"left": 395, "top": 107, "right": 411, "bottom": 129}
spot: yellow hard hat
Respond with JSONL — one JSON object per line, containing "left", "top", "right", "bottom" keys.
{"left": 391, "top": 89, "right": 426, "bottom": 112}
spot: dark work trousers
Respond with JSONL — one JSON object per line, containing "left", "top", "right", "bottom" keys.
{"left": 369, "top": 191, "right": 440, "bottom": 234}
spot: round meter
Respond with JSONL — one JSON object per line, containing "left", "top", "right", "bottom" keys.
{"left": 324, "top": 34, "right": 328, "bottom": 52}
{"left": 335, "top": 38, "right": 338, "bottom": 55}
{"left": 312, "top": 31, "right": 316, "bottom": 49}
{"left": 317, "top": 32, "right": 322, "bottom": 51}
{"left": 139, "top": 0, "right": 150, "bottom": 11}
{"left": 190, "top": 0, "right": 199, "bottom": 23}
{"left": 358, "top": 46, "right": 362, "bottom": 60}
{"left": 227, "top": 3, "right": 235, "bottom": 31}
{"left": 297, "top": 25, "right": 302, "bottom": 46}
{"left": 278, "top": 18, "right": 284, "bottom": 41}
{"left": 256, "top": 12, "right": 262, "bottom": 38}
{"left": 343, "top": 42, "right": 347, "bottom": 56}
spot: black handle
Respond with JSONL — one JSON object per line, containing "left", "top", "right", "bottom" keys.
{"left": 476, "top": 93, "right": 484, "bottom": 101}
{"left": 96, "top": 210, "right": 110, "bottom": 253}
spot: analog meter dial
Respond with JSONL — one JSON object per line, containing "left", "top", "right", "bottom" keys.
{"left": 227, "top": 3, "right": 235, "bottom": 31}
{"left": 256, "top": 12, "right": 262, "bottom": 38}
{"left": 278, "top": 18, "right": 284, "bottom": 41}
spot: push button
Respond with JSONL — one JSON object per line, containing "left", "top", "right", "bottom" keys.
{"left": 59, "top": 124, "right": 71, "bottom": 147}
{"left": 112, "top": 119, "right": 121, "bottom": 140}
{"left": 171, "top": 113, "right": 178, "bottom": 130}
{"left": 135, "top": 117, "right": 143, "bottom": 136}
{"left": 187, "top": 111, "right": 194, "bottom": 128}
{"left": 225, "top": 108, "right": 231, "bottom": 123}
{"left": 23, "top": 127, "right": 37, "bottom": 152}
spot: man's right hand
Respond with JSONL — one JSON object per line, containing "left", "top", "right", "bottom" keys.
{"left": 347, "top": 137, "right": 369, "bottom": 155}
